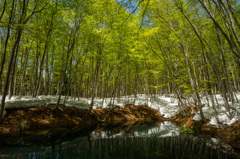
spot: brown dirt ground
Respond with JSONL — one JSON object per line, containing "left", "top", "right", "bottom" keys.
{"left": 94, "top": 104, "right": 163, "bottom": 132}
{"left": 0, "top": 104, "right": 163, "bottom": 136}
{"left": 0, "top": 104, "right": 162, "bottom": 146}
{"left": 0, "top": 105, "right": 98, "bottom": 135}
{"left": 94, "top": 104, "right": 162, "bottom": 123}
{"left": 165, "top": 106, "right": 240, "bottom": 153}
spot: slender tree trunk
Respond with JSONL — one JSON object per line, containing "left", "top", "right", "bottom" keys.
{"left": 88, "top": 49, "right": 101, "bottom": 113}
{"left": 56, "top": 41, "right": 72, "bottom": 106}
{"left": 183, "top": 42, "right": 207, "bottom": 122}
{"left": 56, "top": 17, "right": 82, "bottom": 105}
{"left": 0, "top": 0, "right": 7, "bottom": 21}
{"left": 8, "top": 41, "right": 19, "bottom": 99}
{"left": 35, "top": 30, "right": 52, "bottom": 97}
{"left": 197, "top": 0, "right": 240, "bottom": 58}
{"left": 0, "top": 26, "right": 22, "bottom": 120}
{"left": 0, "top": 0, "right": 15, "bottom": 80}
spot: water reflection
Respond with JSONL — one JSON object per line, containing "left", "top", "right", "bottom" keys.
{"left": 92, "top": 121, "right": 180, "bottom": 139}
{"left": 0, "top": 122, "right": 239, "bottom": 159}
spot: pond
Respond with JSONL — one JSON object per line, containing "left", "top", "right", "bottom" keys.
{"left": 0, "top": 122, "right": 239, "bottom": 159}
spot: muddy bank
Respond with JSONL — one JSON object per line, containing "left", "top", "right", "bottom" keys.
{"left": 94, "top": 104, "right": 162, "bottom": 132}
{"left": 0, "top": 104, "right": 163, "bottom": 145}
{"left": 0, "top": 105, "right": 97, "bottom": 134}
{"left": 94, "top": 104, "right": 162, "bottom": 123}
{"left": 165, "top": 106, "right": 240, "bottom": 153}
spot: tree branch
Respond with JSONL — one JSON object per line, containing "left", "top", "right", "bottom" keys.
{"left": 24, "top": 0, "right": 50, "bottom": 24}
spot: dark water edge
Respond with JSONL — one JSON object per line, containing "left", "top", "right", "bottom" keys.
{"left": 0, "top": 122, "right": 239, "bottom": 159}
{"left": 62, "top": 136, "right": 239, "bottom": 159}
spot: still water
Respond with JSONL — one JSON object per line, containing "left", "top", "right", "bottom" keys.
{"left": 0, "top": 122, "right": 239, "bottom": 159}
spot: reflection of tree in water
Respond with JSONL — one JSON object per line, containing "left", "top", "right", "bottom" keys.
{"left": 81, "top": 135, "right": 237, "bottom": 159}
{"left": 4, "top": 134, "right": 238, "bottom": 159}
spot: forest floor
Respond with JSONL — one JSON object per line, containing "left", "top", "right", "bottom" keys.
{"left": 0, "top": 104, "right": 239, "bottom": 153}
{"left": 165, "top": 106, "right": 240, "bottom": 153}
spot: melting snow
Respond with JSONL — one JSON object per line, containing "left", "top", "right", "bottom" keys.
{"left": 0, "top": 93, "right": 239, "bottom": 127}
{"left": 194, "top": 94, "right": 240, "bottom": 127}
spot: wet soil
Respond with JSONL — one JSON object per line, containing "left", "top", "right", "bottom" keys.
{"left": 94, "top": 104, "right": 162, "bottom": 132}
{"left": 0, "top": 104, "right": 162, "bottom": 145}
{"left": 165, "top": 106, "right": 240, "bottom": 153}
{"left": 94, "top": 104, "right": 162, "bottom": 123}
{"left": 0, "top": 105, "right": 97, "bottom": 133}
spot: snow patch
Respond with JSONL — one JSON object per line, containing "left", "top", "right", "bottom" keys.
{"left": 193, "top": 93, "right": 240, "bottom": 127}
{"left": 0, "top": 95, "right": 90, "bottom": 110}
